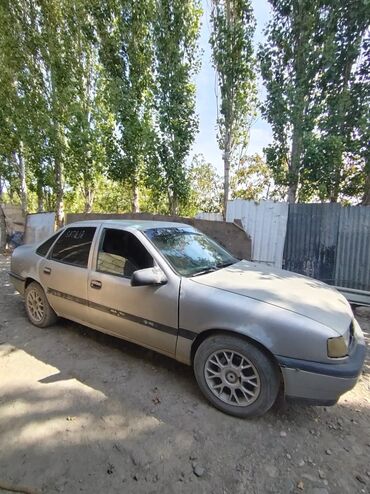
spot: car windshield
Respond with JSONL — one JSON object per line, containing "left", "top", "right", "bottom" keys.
{"left": 144, "top": 227, "right": 238, "bottom": 277}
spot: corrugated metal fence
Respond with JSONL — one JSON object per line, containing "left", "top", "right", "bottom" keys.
{"left": 283, "top": 204, "right": 341, "bottom": 285}
{"left": 224, "top": 200, "right": 370, "bottom": 297}
{"left": 335, "top": 206, "right": 370, "bottom": 292}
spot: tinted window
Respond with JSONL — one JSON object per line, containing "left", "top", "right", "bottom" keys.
{"left": 36, "top": 231, "right": 62, "bottom": 257}
{"left": 50, "top": 227, "right": 96, "bottom": 268}
{"left": 97, "top": 229, "right": 153, "bottom": 278}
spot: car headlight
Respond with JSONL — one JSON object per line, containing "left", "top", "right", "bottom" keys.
{"left": 327, "top": 336, "right": 348, "bottom": 358}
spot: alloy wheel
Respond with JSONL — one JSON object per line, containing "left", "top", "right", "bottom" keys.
{"left": 204, "top": 349, "right": 261, "bottom": 406}
{"left": 27, "top": 289, "right": 45, "bottom": 322}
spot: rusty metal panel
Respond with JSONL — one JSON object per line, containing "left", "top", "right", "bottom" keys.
{"left": 335, "top": 206, "right": 370, "bottom": 292}
{"left": 227, "top": 199, "right": 288, "bottom": 267}
{"left": 283, "top": 203, "right": 341, "bottom": 285}
{"left": 24, "top": 212, "right": 55, "bottom": 245}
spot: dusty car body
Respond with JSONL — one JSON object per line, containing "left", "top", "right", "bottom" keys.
{"left": 9, "top": 220, "right": 366, "bottom": 417}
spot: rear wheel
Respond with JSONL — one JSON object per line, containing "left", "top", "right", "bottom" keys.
{"left": 25, "top": 281, "right": 58, "bottom": 328}
{"left": 194, "top": 334, "right": 280, "bottom": 418}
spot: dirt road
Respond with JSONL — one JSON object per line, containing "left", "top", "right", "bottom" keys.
{"left": 0, "top": 254, "right": 369, "bottom": 494}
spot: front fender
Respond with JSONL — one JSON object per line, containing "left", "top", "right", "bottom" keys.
{"left": 176, "top": 278, "right": 337, "bottom": 365}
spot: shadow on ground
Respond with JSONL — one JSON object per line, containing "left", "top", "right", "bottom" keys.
{"left": 0, "top": 255, "right": 369, "bottom": 494}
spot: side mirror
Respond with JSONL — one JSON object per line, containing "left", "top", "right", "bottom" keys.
{"left": 131, "top": 267, "right": 167, "bottom": 287}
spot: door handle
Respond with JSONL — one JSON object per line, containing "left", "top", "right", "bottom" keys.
{"left": 90, "top": 280, "right": 102, "bottom": 289}
{"left": 43, "top": 267, "right": 51, "bottom": 275}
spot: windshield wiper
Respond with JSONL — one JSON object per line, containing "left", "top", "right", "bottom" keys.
{"left": 216, "top": 261, "right": 236, "bottom": 269}
{"left": 192, "top": 261, "right": 235, "bottom": 277}
{"left": 191, "top": 267, "right": 218, "bottom": 277}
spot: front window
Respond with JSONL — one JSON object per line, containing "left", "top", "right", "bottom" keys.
{"left": 145, "top": 227, "right": 237, "bottom": 277}
{"left": 97, "top": 228, "right": 154, "bottom": 278}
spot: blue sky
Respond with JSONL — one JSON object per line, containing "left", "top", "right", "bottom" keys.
{"left": 191, "top": 0, "right": 273, "bottom": 173}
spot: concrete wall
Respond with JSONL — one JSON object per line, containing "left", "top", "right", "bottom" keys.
{"left": 66, "top": 212, "right": 252, "bottom": 260}
{"left": 196, "top": 212, "right": 223, "bottom": 221}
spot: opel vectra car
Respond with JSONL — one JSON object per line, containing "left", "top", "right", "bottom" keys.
{"left": 9, "top": 220, "right": 366, "bottom": 417}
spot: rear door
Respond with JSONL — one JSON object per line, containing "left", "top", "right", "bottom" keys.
{"left": 39, "top": 226, "right": 98, "bottom": 324}
{"left": 86, "top": 227, "right": 179, "bottom": 355}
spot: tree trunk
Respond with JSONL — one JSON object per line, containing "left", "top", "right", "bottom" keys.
{"left": 362, "top": 158, "right": 370, "bottom": 205}
{"left": 131, "top": 180, "right": 140, "bottom": 213}
{"left": 288, "top": 124, "right": 302, "bottom": 203}
{"left": 168, "top": 192, "right": 178, "bottom": 216}
{"left": 288, "top": 0, "right": 306, "bottom": 204}
{"left": 20, "top": 154, "right": 27, "bottom": 216}
{"left": 223, "top": 148, "right": 231, "bottom": 219}
{"left": 55, "top": 159, "right": 64, "bottom": 228}
{"left": 83, "top": 184, "right": 94, "bottom": 214}
{"left": 37, "top": 180, "right": 44, "bottom": 212}
{"left": 13, "top": 149, "right": 28, "bottom": 216}
{"left": 0, "top": 204, "right": 6, "bottom": 251}
{"left": 330, "top": 172, "right": 340, "bottom": 203}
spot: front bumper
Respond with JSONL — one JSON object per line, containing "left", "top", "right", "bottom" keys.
{"left": 277, "top": 325, "right": 366, "bottom": 406}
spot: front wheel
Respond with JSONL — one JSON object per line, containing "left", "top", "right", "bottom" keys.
{"left": 25, "top": 281, "right": 58, "bottom": 328}
{"left": 193, "top": 334, "right": 280, "bottom": 418}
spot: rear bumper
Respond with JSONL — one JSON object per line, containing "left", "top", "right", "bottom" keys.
{"left": 277, "top": 332, "right": 366, "bottom": 406}
{"left": 9, "top": 272, "right": 26, "bottom": 295}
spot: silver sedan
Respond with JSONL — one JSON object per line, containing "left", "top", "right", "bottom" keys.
{"left": 9, "top": 220, "right": 366, "bottom": 418}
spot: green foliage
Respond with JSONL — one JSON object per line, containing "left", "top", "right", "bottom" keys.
{"left": 210, "top": 0, "right": 257, "bottom": 215}
{"left": 260, "top": 0, "right": 370, "bottom": 204}
{"left": 152, "top": 0, "right": 202, "bottom": 214}
{"left": 259, "top": 0, "right": 322, "bottom": 202}
{"left": 181, "top": 154, "right": 222, "bottom": 216}
{"left": 0, "top": 0, "right": 202, "bottom": 218}
{"left": 93, "top": 0, "right": 157, "bottom": 212}
{"left": 230, "top": 154, "right": 273, "bottom": 201}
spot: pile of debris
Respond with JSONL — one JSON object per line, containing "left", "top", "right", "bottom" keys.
{"left": 0, "top": 204, "right": 24, "bottom": 253}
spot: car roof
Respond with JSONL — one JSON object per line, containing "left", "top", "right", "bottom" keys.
{"left": 65, "top": 219, "right": 194, "bottom": 231}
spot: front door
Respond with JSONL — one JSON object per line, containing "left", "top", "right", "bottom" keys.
{"left": 39, "top": 226, "right": 97, "bottom": 324}
{"left": 86, "top": 227, "right": 179, "bottom": 355}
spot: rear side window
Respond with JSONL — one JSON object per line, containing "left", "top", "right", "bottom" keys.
{"left": 36, "top": 231, "right": 62, "bottom": 257}
{"left": 50, "top": 227, "right": 96, "bottom": 268}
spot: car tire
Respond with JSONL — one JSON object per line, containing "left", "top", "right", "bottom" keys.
{"left": 194, "top": 334, "right": 280, "bottom": 418}
{"left": 25, "top": 281, "right": 58, "bottom": 328}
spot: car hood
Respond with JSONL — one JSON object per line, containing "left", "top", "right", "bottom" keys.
{"left": 191, "top": 260, "right": 352, "bottom": 334}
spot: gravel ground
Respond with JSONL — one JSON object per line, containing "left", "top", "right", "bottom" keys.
{"left": 0, "top": 254, "right": 369, "bottom": 494}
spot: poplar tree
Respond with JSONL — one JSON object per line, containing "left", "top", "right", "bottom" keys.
{"left": 92, "top": 0, "right": 156, "bottom": 213}
{"left": 210, "top": 0, "right": 256, "bottom": 218}
{"left": 153, "top": 0, "right": 202, "bottom": 214}
{"left": 260, "top": 0, "right": 369, "bottom": 203}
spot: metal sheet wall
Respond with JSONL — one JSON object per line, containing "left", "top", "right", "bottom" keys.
{"left": 335, "top": 206, "right": 370, "bottom": 291}
{"left": 227, "top": 199, "right": 288, "bottom": 267}
{"left": 283, "top": 203, "right": 341, "bottom": 285}
{"left": 24, "top": 212, "right": 55, "bottom": 245}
